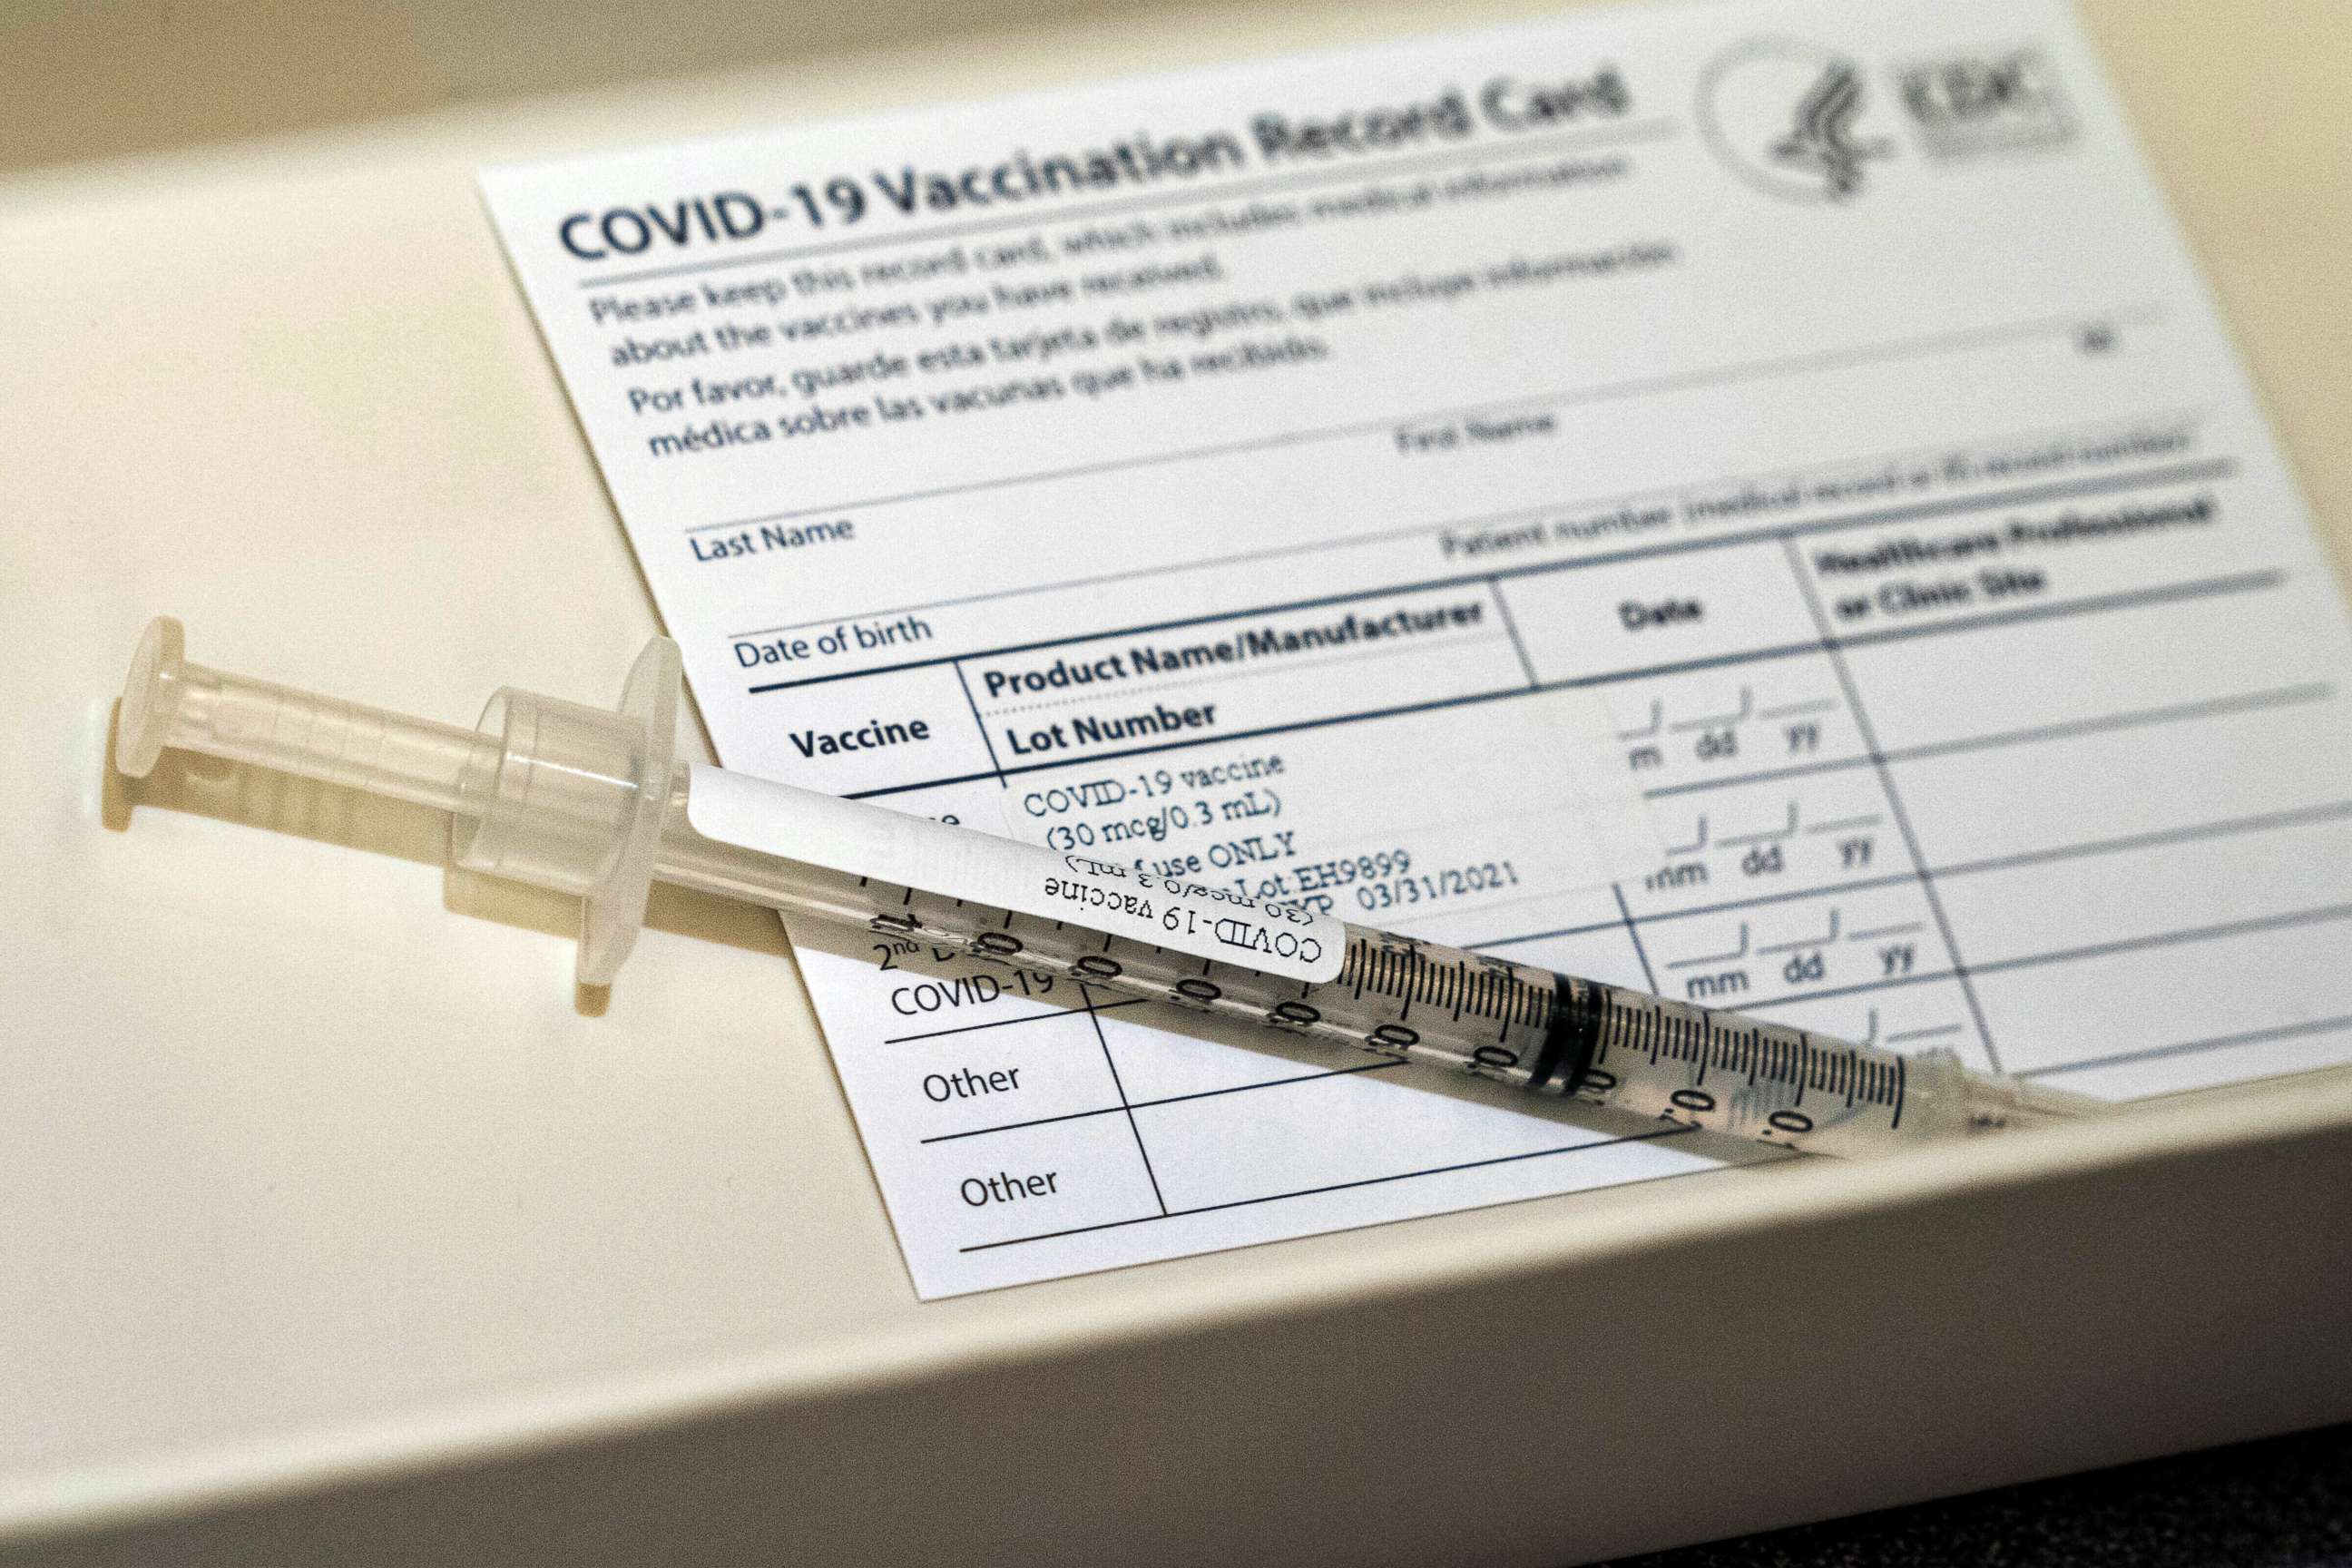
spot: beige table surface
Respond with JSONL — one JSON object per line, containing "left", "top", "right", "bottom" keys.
{"left": 2, "top": 1, "right": 2347, "bottom": 1561}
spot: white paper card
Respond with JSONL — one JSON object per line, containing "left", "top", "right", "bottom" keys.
{"left": 483, "top": 0, "right": 2352, "bottom": 1296}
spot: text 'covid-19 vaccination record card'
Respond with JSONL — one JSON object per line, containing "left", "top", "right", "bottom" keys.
{"left": 483, "top": 0, "right": 2352, "bottom": 1297}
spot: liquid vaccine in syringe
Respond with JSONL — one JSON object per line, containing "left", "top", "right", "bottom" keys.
{"left": 113, "top": 619, "right": 2100, "bottom": 1160}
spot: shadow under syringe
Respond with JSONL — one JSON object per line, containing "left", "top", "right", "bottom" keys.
{"left": 101, "top": 701, "right": 790, "bottom": 1017}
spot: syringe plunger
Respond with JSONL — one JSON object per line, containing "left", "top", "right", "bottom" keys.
{"left": 118, "top": 616, "right": 679, "bottom": 984}
{"left": 116, "top": 618, "right": 2102, "bottom": 1156}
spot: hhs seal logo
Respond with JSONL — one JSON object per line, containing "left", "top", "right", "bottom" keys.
{"left": 1700, "top": 38, "right": 1894, "bottom": 202}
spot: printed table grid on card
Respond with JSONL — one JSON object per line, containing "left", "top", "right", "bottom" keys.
{"left": 482, "top": 0, "right": 2352, "bottom": 1294}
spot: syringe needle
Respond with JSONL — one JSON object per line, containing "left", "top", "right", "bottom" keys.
{"left": 115, "top": 619, "right": 2102, "bottom": 1160}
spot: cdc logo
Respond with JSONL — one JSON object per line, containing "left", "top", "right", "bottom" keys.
{"left": 1896, "top": 47, "right": 2077, "bottom": 161}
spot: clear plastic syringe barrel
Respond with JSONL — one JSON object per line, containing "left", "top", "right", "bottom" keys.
{"left": 646, "top": 769, "right": 1977, "bottom": 1158}
{"left": 119, "top": 619, "right": 2086, "bottom": 1158}
{"left": 117, "top": 617, "right": 680, "bottom": 985}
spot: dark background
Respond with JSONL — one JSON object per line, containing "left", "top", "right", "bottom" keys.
{"left": 1606, "top": 1423, "right": 2352, "bottom": 1567}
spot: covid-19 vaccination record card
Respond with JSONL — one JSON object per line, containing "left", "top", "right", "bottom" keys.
{"left": 482, "top": 0, "right": 2352, "bottom": 1297}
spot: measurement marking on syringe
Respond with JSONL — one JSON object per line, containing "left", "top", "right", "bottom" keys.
{"left": 956, "top": 1125, "right": 1703, "bottom": 1253}
{"left": 878, "top": 875, "right": 2244, "bottom": 1138}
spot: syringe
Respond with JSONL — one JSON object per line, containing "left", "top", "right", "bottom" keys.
{"left": 113, "top": 618, "right": 2099, "bottom": 1160}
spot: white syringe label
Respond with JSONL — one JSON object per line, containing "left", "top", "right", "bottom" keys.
{"left": 687, "top": 765, "right": 1345, "bottom": 981}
